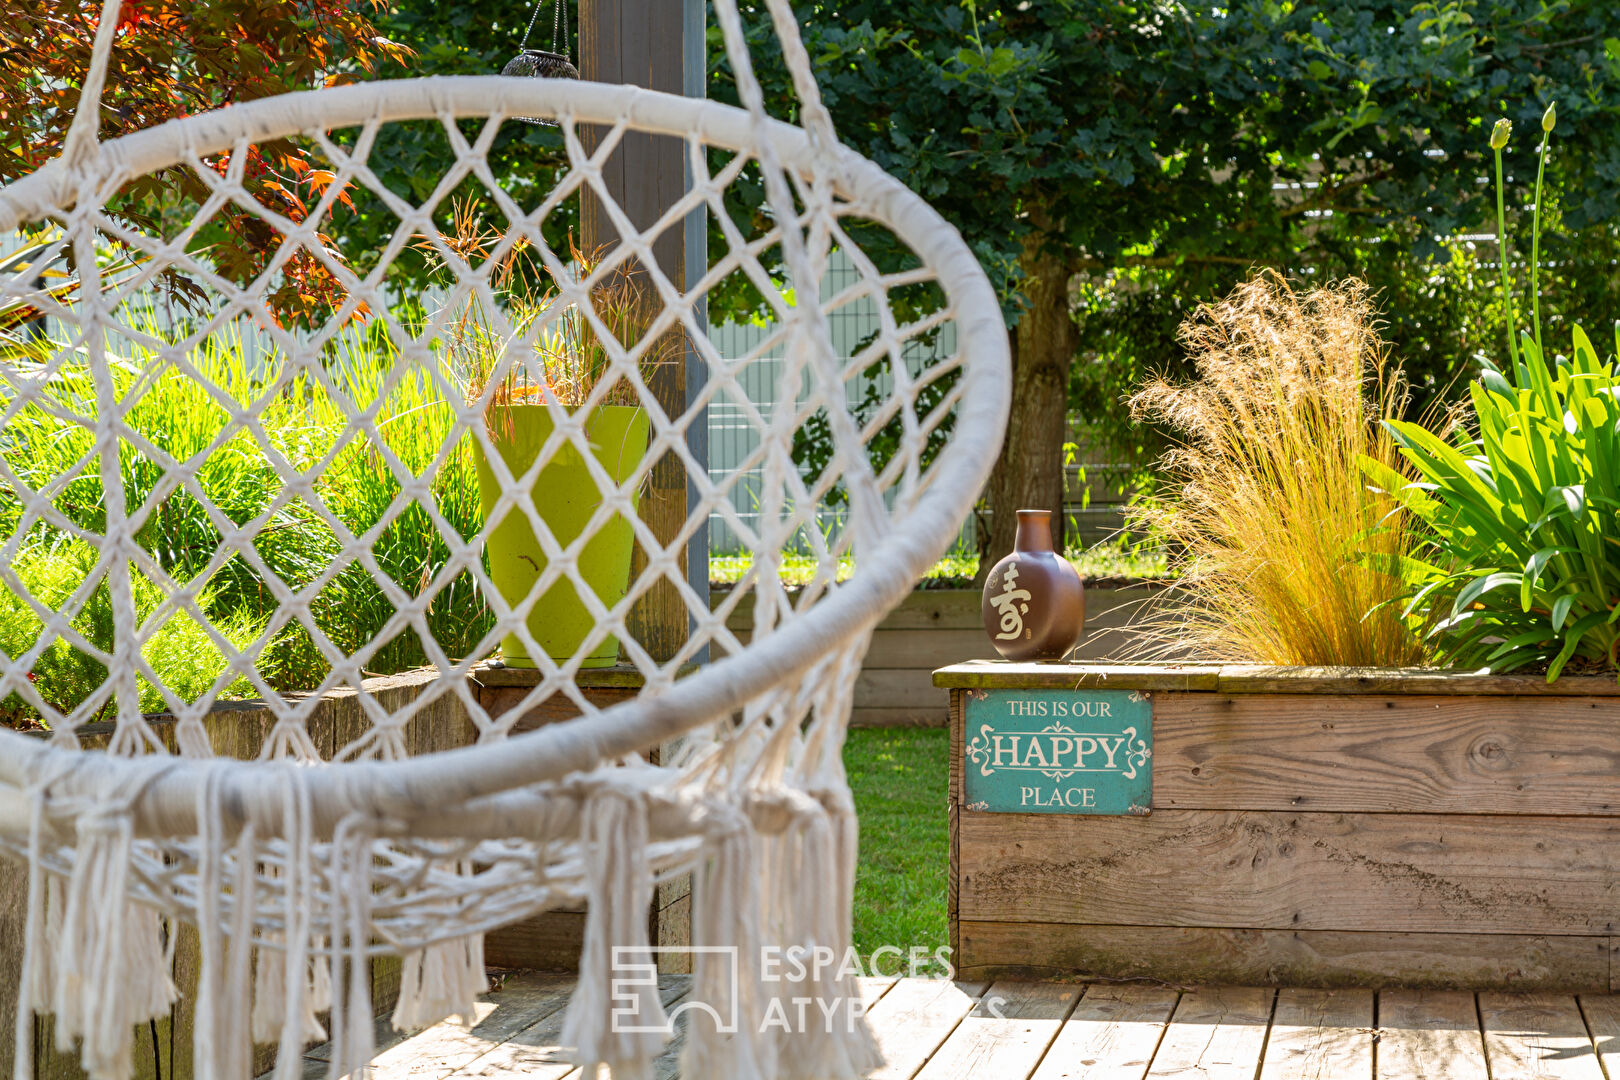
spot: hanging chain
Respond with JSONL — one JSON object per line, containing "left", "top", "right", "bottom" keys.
{"left": 518, "top": 0, "right": 569, "bottom": 60}
{"left": 518, "top": 0, "right": 542, "bottom": 51}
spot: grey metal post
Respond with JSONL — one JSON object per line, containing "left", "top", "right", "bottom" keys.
{"left": 682, "top": 0, "right": 710, "bottom": 662}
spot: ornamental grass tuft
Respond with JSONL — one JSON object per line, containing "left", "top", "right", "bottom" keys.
{"left": 1129, "top": 270, "right": 1427, "bottom": 666}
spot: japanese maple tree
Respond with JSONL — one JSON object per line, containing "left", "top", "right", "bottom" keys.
{"left": 0, "top": 0, "right": 410, "bottom": 325}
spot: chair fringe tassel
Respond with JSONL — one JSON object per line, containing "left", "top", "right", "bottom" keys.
{"left": 562, "top": 786, "right": 667, "bottom": 1080}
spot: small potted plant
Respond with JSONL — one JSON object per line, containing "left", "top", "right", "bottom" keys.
{"left": 427, "top": 214, "right": 674, "bottom": 668}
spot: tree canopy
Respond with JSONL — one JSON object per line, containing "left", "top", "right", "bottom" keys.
{"left": 11, "top": 0, "right": 1620, "bottom": 556}
{"left": 716, "top": 0, "right": 1620, "bottom": 558}
{"left": 1, "top": 0, "right": 415, "bottom": 324}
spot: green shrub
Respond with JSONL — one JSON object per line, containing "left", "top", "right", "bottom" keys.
{"left": 0, "top": 542, "right": 259, "bottom": 727}
{"left": 0, "top": 314, "right": 491, "bottom": 700}
{"left": 1376, "top": 106, "right": 1620, "bottom": 680}
{"left": 1380, "top": 325, "right": 1620, "bottom": 678}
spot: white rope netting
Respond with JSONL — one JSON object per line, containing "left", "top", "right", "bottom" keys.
{"left": 0, "top": 1, "right": 1009, "bottom": 1078}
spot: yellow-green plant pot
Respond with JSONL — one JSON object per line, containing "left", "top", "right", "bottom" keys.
{"left": 474, "top": 403, "right": 649, "bottom": 668}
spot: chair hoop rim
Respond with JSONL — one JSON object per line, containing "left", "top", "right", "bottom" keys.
{"left": 0, "top": 75, "right": 1011, "bottom": 840}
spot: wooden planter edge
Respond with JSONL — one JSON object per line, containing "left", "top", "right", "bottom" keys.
{"left": 943, "top": 667, "right": 1620, "bottom": 991}
{"left": 935, "top": 660, "right": 1620, "bottom": 696}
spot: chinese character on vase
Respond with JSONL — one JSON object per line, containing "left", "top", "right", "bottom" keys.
{"left": 979, "top": 509, "right": 1085, "bottom": 661}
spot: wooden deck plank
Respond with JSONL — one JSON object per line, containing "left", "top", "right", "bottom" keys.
{"left": 1573, "top": 995, "right": 1620, "bottom": 1078}
{"left": 863, "top": 978, "right": 990, "bottom": 1080}
{"left": 648, "top": 995, "right": 691, "bottom": 1080}
{"left": 565, "top": 975, "right": 898, "bottom": 1080}
{"left": 1478, "top": 993, "right": 1604, "bottom": 1080}
{"left": 1029, "top": 983, "right": 1179, "bottom": 1080}
{"left": 441, "top": 977, "right": 689, "bottom": 1080}
{"left": 558, "top": 993, "right": 696, "bottom": 1080}
{"left": 1144, "top": 986, "right": 1275, "bottom": 1080}
{"left": 1255, "top": 987, "right": 1372, "bottom": 1080}
{"left": 1375, "top": 990, "right": 1487, "bottom": 1080}
{"left": 858, "top": 975, "right": 901, "bottom": 1011}
{"left": 292, "top": 980, "right": 1620, "bottom": 1080}
{"left": 911, "top": 981, "right": 1080, "bottom": 1080}
{"left": 356, "top": 973, "right": 576, "bottom": 1079}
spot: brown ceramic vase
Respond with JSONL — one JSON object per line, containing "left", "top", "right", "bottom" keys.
{"left": 980, "top": 509, "right": 1085, "bottom": 661}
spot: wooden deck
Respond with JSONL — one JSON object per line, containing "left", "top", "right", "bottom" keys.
{"left": 302, "top": 973, "right": 1620, "bottom": 1079}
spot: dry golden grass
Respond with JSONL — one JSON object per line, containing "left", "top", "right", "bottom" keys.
{"left": 417, "top": 201, "right": 679, "bottom": 423}
{"left": 1129, "top": 270, "right": 1427, "bottom": 666}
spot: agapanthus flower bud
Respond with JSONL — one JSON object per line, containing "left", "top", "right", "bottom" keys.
{"left": 1542, "top": 101, "right": 1557, "bottom": 132}
{"left": 1490, "top": 118, "right": 1511, "bottom": 150}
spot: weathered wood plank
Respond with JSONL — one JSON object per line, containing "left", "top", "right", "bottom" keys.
{"left": 1478, "top": 993, "right": 1605, "bottom": 1079}
{"left": 955, "top": 922, "right": 1611, "bottom": 991}
{"left": 1376, "top": 989, "right": 1487, "bottom": 1080}
{"left": 936, "top": 662, "right": 1620, "bottom": 696}
{"left": 720, "top": 587, "right": 1168, "bottom": 633}
{"left": 857, "top": 669, "right": 947, "bottom": 710}
{"left": 1255, "top": 987, "right": 1372, "bottom": 1080}
{"left": 1144, "top": 986, "right": 1274, "bottom": 1080}
{"left": 483, "top": 910, "right": 587, "bottom": 972}
{"left": 476, "top": 684, "right": 638, "bottom": 736}
{"left": 860, "top": 976, "right": 900, "bottom": 1007}
{"left": 646, "top": 988, "right": 692, "bottom": 1080}
{"left": 858, "top": 617, "right": 1161, "bottom": 669}
{"left": 655, "top": 878, "right": 692, "bottom": 975}
{"left": 448, "top": 976, "right": 689, "bottom": 1080}
{"left": 936, "top": 662, "right": 1221, "bottom": 692}
{"left": 170, "top": 922, "right": 200, "bottom": 1080}
{"left": 720, "top": 588, "right": 983, "bottom": 632}
{"left": 0, "top": 853, "right": 26, "bottom": 1080}
{"left": 300, "top": 1001, "right": 408, "bottom": 1067}
{"left": 853, "top": 706, "right": 950, "bottom": 729}
{"left": 1575, "top": 994, "right": 1620, "bottom": 1079}
{"left": 911, "top": 981, "right": 1080, "bottom": 1080}
{"left": 35, "top": 1012, "right": 167, "bottom": 1080}
{"left": 958, "top": 810, "right": 1620, "bottom": 937}
{"left": 1029, "top": 983, "right": 1178, "bottom": 1080}
{"left": 1215, "top": 666, "right": 1620, "bottom": 697}
{"left": 373, "top": 954, "right": 406, "bottom": 1029}
{"left": 1153, "top": 693, "right": 1620, "bottom": 816}
{"left": 864, "top": 629, "right": 990, "bottom": 669}
{"left": 360, "top": 973, "right": 574, "bottom": 1080}
{"left": 863, "top": 978, "right": 989, "bottom": 1080}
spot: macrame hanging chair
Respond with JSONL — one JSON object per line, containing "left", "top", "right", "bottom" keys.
{"left": 0, "top": 0, "right": 1009, "bottom": 1078}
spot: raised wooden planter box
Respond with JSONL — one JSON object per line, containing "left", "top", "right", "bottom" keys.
{"left": 717, "top": 584, "right": 1174, "bottom": 727}
{"left": 937, "top": 661, "right": 1620, "bottom": 991}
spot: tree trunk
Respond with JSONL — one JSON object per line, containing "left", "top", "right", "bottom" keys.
{"left": 976, "top": 232, "right": 1075, "bottom": 582}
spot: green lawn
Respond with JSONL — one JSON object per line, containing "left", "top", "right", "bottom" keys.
{"left": 710, "top": 546, "right": 1168, "bottom": 589}
{"left": 844, "top": 727, "right": 951, "bottom": 976}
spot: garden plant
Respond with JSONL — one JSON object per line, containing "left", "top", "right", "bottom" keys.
{"left": 1378, "top": 104, "right": 1620, "bottom": 680}
{"left": 421, "top": 212, "right": 677, "bottom": 669}
{"left": 0, "top": 312, "right": 490, "bottom": 725}
{"left": 1128, "top": 271, "right": 1425, "bottom": 666}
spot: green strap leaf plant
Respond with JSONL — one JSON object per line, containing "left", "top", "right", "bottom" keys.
{"left": 1371, "top": 103, "right": 1620, "bottom": 681}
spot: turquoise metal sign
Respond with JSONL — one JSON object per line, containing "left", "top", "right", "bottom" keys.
{"left": 962, "top": 688, "right": 1152, "bottom": 814}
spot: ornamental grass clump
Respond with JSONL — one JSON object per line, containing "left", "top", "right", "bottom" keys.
{"left": 417, "top": 201, "right": 676, "bottom": 424}
{"left": 1130, "top": 270, "right": 1427, "bottom": 666}
{"left": 1377, "top": 104, "right": 1620, "bottom": 680}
